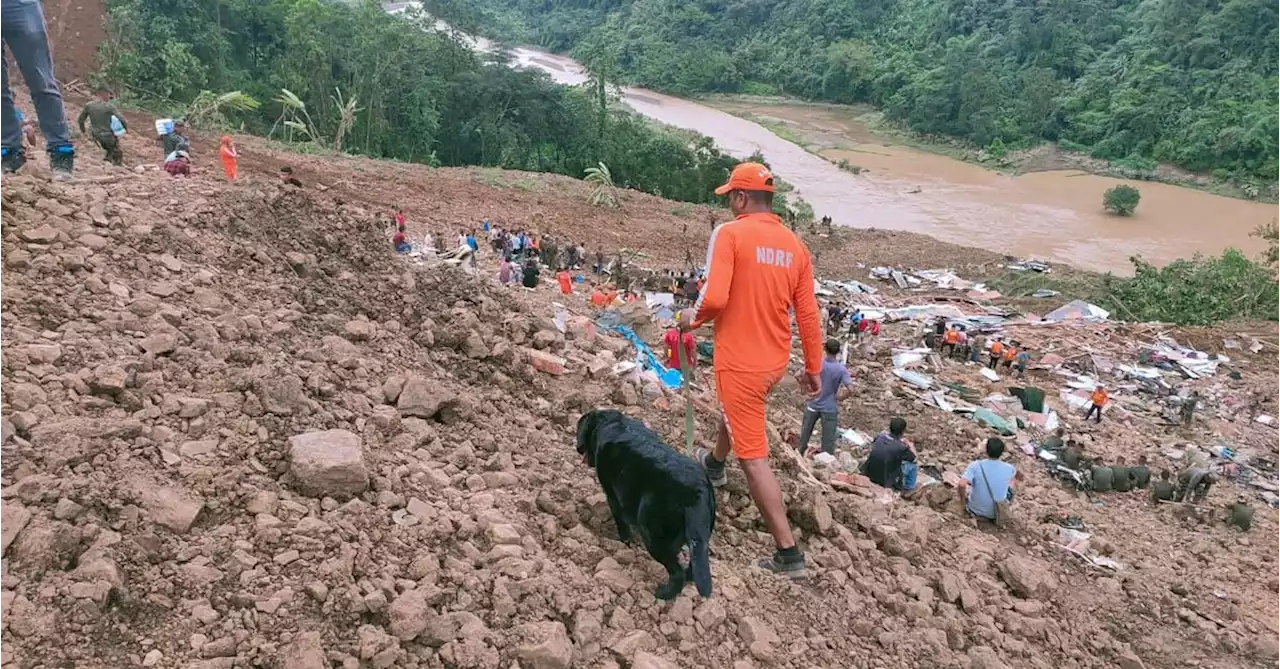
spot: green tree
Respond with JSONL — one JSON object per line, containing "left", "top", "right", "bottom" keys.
{"left": 1103, "top": 185, "right": 1142, "bottom": 215}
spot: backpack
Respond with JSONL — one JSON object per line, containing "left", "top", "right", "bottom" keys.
{"left": 977, "top": 462, "right": 1012, "bottom": 528}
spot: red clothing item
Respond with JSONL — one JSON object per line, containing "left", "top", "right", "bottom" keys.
{"left": 664, "top": 328, "right": 697, "bottom": 370}
{"left": 556, "top": 271, "right": 572, "bottom": 295}
{"left": 394, "top": 212, "right": 406, "bottom": 228}
{"left": 393, "top": 231, "right": 406, "bottom": 245}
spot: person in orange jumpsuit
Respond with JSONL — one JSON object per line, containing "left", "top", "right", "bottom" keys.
{"left": 677, "top": 162, "right": 824, "bottom": 579}
{"left": 218, "top": 135, "right": 238, "bottom": 181}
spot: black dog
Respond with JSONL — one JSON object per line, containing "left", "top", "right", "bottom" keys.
{"left": 576, "top": 409, "right": 715, "bottom": 599}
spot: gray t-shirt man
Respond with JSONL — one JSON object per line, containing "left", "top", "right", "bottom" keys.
{"left": 797, "top": 342, "right": 852, "bottom": 455}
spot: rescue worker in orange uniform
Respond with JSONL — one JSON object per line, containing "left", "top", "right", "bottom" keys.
{"left": 678, "top": 162, "right": 824, "bottom": 578}
{"left": 941, "top": 326, "right": 960, "bottom": 357}
{"left": 1085, "top": 384, "right": 1108, "bottom": 422}
{"left": 988, "top": 338, "right": 1005, "bottom": 369}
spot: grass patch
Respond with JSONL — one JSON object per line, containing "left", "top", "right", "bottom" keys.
{"left": 513, "top": 177, "right": 542, "bottom": 192}
{"left": 471, "top": 167, "right": 510, "bottom": 189}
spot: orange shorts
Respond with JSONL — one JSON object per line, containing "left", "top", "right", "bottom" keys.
{"left": 715, "top": 368, "right": 783, "bottom": 460}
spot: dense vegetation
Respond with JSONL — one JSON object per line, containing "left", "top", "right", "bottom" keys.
{"left": 96, "top": 0, "right": 737, "bottom": 203}
{"left": 434, "top": 0, "right": 1279, "bottom": 190}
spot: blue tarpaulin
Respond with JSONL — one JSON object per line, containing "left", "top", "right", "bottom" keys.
{"left": 603, "top": 322, "right": 684, "bottom": 389}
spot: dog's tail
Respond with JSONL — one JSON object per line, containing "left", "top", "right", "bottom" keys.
{"left": 685, "top": 490, "right": 714, "bottom": 597}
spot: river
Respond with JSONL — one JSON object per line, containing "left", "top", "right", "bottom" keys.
{"left": 388, "top": 3, "right": 1274, "bottom": 274}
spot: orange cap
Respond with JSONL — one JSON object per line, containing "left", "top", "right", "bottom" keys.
{"left": 714, "top": 162, "right": 776, "bottom": 195}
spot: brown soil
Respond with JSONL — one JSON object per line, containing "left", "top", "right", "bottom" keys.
{"left": 42, "top": 0, "right": 108, "bottom": 82}
{"left": 1, "top": 98, "right": 1277, "bottom": 669}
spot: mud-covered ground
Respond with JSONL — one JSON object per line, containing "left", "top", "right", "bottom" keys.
{"left": 1, "top": 103, "right": 1277, "bottom": 669}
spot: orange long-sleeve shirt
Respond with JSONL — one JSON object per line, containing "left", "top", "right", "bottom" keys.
{"left": 692, "top": 212, "right": 824, "bottom": 374}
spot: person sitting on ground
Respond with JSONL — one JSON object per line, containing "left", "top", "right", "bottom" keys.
{"left": 860, "top": 417, "right": 917, "bottom": 491}
{"left": 162, "top": 120, "right": 190, "bottom": 158}
{"left": 590, "top": 284, "right": 612, "bottom": 308}
{"left": 520, "top": 257, "right": 540, "bottom": 289}
{"left": 664, "top": 315, "right": 697, "bottom": 374}
{"left": 164, "top": 149, "right": 191, "bottom": 177}
{"left": 77, "top": 88, "right": 126, "bottom": 166}
{"left": 279, "top": 165, "right": 303, "bottom": 187}
{"left": 1150, "top": 469, "right": 1176, "bottom": 504}
{"left": 1062, "top": 439, "right": 1084, "bottom": 469}
{"left": 1112, "top": 456, "right": 1132, "bottom": 493}
{"left": 1091, "top": 459, "right": 1114, "bottom": 492}
{"left": 393, "top": 225, "right": 411, "bottom": 254}
{"left": 1085, "top": 384, "right": 1107, "bottom": 422}
{"left": 1226, "top": 495, "right": 1253, "bottom": 531}
{"left": 795, "top": 339, "right": 853, "bottom": 457}
{"left": 958, "top": 437, "right": 1017, "bottom": 523}
{"left": 1043, "top": 427, "right": 1066, "bottom": 451}
{"left": 1175, "top": 466, "right": 1214, "bottom": 503}
{"left": 1130, "top": 455, "right": 1151, "bottom": 489}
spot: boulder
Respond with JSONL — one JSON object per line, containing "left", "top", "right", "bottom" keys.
{"left": 289, "top": 430, "right": 369, "bottom": 498}
{"left": 515, "top": 621, "right": 573, "bottom": 669}
{"left": 1, "top": 502, "right": 32, "bottom": 555}
{"left": 134, "top": 482, "right": 205, "bottom": 534}
{"left": 388, "top": 588, "right": 430, "bottom": 640}
{"left": 397, "top": 376, "right": 459, "bottom": 420}
{"left": 997, "top": 556, "right": 1058, "bottom": 599}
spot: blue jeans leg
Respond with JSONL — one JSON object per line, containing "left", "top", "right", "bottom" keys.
{"left": 1, "top": 0, "right": 70, "bottom": 151}
{"left": 900, "top": 462, "right": 919, "bottom": 490}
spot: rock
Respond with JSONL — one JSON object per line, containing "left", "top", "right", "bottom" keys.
{"left": 289, "top": 430, "right": 369, "bottom": 499}
{"left": 388, "top": 589, "right": 430, "bottom": 640}
{"left": 1, "top": 502, "right": 33, "bottom": 555}
{"left": 486, "top": 524, "right": 521, "bottom": 545}
{"left": 463, "top": 331, "right": 488, "bottom": 358}
{"left": 1117, "top": 650, "right": 1146, "bottom": 669}
{"left": 142, "top": 649, "right": 163, "bottom": 667}
{"left": 24, "top": 344, "right": 62, "bottom": 364}
{"left": 344, "top": 319, "right": 376, "bottom": 341}
{"left": 737, "top": 617, "right": 779, "bottom": 647}
{"left": 608, "top": 630, "right": 657, "bottom": 658}
{"left": 632, "top": 652, "right": 680, "bottom": 669}
{"left": 180, "top": 439, "right": 218, "bottom": 458}
{"left": 967, "top": 646, "right": 1009, "bottom": 669}
{"left": 19, "top": 224, "right": 59, "bottom": 243}
{"left": 997, "top": 556, "right": 1058, "bottom": 599}
{"left": 92, "top": 365, "right": 128, "bottom": 394}
{"left": 515, "top": 621, "right": 573, "bottom": 669}
{"left": 693, "top": 599, "right": 727, "bottom": 629}
{"left": 135, "top": 483, "right": 205, "bottom": 534}
{"left": 527, "top": 349, "right": 567, "bottom": 375}
{"left": 612, "top": 383, "right": 639, "bottom": 406}
{"left": 52, "top": 498, "right": 83, "bottom": 520}
{"left": 139, "top": 333, "right": 178, "bottom": 355}
{"left": 259, "top": 375, "right": 309, "bottom": 416}
{"left": 397, "top": 376, "right": 459, "bottom": 420}
{"left": 936, "top": 571, "right": 963, "bottom": 604}
{"left": 1012, "top": 600, "right": 1044, "bottom": 617}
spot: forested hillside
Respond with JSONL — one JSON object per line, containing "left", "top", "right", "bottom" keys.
{"left": 95, "top": 0, "right": 736, "bottom": 203}
{"left": 432, "top": 0, "right": 1278, "bottom": 188}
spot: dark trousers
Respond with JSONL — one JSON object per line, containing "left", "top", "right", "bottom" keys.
{"left": 988, "top": 355, "right": 1000, "bottom": 369}
{"left": 1084, "top": 404, "right": 1103, "bottom": 422}
{"left": 797, "top": 408, "right": 837, "bottom": 455}
{"left": 94, "top": 132, "right": 122, "bottom": 165}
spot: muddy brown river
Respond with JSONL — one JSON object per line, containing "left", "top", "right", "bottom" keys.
{"left": 392, "top": 4, "right": 1274, "bottom": 274}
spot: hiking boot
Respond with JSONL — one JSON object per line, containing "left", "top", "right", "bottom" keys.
{"left": 48, "top": 145, "right": 74, "bottom": 178}
{"left": 1, "top": 147, "right": 24, "bottom": 174}
{"left": 695, "top": 447, "right": 727, "bottom": 488}
{"left": 758, "top": 549, "right": 807, "bottom": 579}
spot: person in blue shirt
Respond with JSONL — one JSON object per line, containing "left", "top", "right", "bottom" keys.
{"left": 466, "top": 233, "right": 478, "bottom": 252}
{"left": 795, "top": 339, "right": 853, "bottom": 455}
{"left": 958, "top": 438, "right": 1017, "bottom": 521}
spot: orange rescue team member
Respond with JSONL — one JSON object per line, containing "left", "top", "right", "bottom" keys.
{"left": 988, "top": 338, "right": 1005, "bottom": 370}
{"left": 556, "top": 269, "right": 573, "bottom": 295}
{"left": 677, "top": 162, "right": 824, "bottom": 578}
{"left": 1085, "top": 383, "right": 1107, "bottom": 423}
{"left": 219, "top": 136, "right": 238, "bottom": 181}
